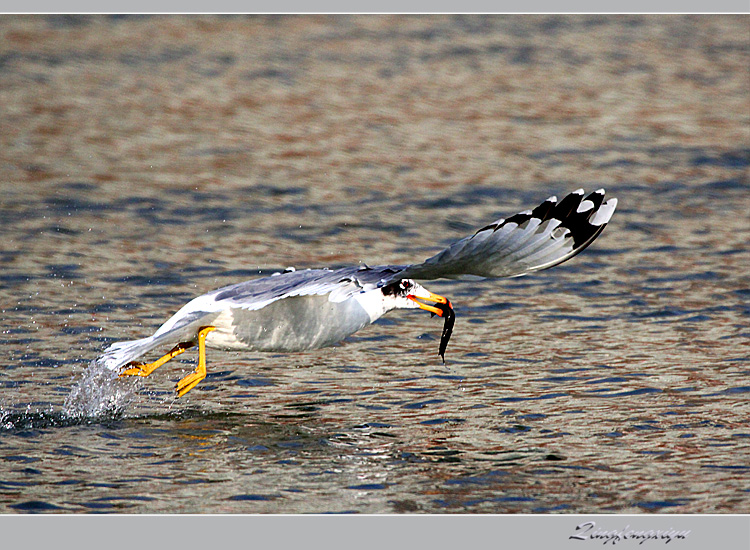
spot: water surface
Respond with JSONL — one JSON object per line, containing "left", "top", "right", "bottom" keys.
{"left": 1, "top": 15, "right": 748, "bottom": 513}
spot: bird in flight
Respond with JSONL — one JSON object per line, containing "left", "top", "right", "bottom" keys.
{"left": 100, "top": 188, "right": 617, "bottom": 397}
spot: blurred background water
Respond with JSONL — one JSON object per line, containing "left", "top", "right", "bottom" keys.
{"left": 0, "top": 14, "right": 748, "bottom": 513}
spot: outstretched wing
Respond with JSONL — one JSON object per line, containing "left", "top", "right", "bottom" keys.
{"left": 393, "top": 188, "right": 617, "bottom": 281}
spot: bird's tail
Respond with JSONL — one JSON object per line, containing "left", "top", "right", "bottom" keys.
{"left": 95, "top": 307, "right": 217, "bottom": 372}
{"left": 96, "top": 336, "right": 167, "bottom": 372}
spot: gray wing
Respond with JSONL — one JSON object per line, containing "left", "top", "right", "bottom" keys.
{"left": 207, "top": 265, "right": 405, "bottom": 308}
{"left": 204, "top": 188, "right": 618, "bottom": 303}
{"left": 157, "top": 188, "right": 617, "bottom": 336}
{"left": 391, "top": 188, "right": 617, "bottom": 282}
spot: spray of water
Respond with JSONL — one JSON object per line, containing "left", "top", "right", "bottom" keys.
{"left": 0, "top": 358, "right": 141, "bottom": 430}
{"left": 62, "top": 358, "right": 141, "bottom": 420}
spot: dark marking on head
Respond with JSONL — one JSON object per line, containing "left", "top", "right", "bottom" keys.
{"left": 381, "top": 279, "right": 413, "bottom": 296}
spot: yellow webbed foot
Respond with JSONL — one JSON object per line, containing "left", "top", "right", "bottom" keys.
{"left": 174, "top": 326, "right": 216, "bottom": 398}
{"left": 120, "top": 362, "right": 150, "bottom": 377}
{"left": 119, "top": 342, "right": 192, "bottom": 379}
{"left": 176, "top": 370, "right": 205, "bottom": 398}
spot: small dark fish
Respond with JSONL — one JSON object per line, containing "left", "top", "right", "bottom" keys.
{"left": 435, "top": 300, "right": 455, "bottom": 363}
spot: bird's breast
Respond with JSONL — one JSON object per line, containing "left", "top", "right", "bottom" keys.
{"left": 205, "top": 293, "right": 375, "bottom": 352}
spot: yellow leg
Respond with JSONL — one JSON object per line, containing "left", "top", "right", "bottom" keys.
{"left": 120, "top": 342, "right": 193, "bottom": 378}
{"left": 175, "top": 326, "right": 216, "bottom": 398}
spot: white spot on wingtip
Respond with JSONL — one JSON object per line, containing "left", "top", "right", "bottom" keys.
{"left": 573, "top": 188, "right": 584, "bottom": 195}
{"left": 591, "top": 200, "right": 617, "bottom": 225}
{"left": 576, "top": 200, "right": 594, "bottom": 213}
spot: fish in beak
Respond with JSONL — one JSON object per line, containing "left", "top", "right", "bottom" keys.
{"left": 408, "top": 290, "right": 456, "bottom": 363}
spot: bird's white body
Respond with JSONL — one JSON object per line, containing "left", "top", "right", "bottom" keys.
{"left": 98, "top": 267, "right": 432, "bottom": 371}
{"left": 204, "top": 295, "right": 369, "bottom": 351}
{"left": 166, "top": 279, "right": 393, "bottom": 352}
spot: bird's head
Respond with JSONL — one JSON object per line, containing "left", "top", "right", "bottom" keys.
{"left": 381, "top": 279, "right": 451, "bottom": 315}
{"left": 381, "top": 279, "right": 455, "bottom": 362}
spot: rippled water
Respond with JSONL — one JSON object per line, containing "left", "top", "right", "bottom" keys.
{"left": 1, "top": 15, "right": 749, "bottom": 514}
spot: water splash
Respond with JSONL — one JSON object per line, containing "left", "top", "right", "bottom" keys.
{"left": 62, "top": 358, "right": 140, "bottom": 420}
{"left": 0, "top": 360, "right": 141, "bottom": 431}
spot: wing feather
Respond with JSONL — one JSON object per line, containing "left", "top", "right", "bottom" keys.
{"left": 394, "top": 189, "right": 617, "bottom": 281}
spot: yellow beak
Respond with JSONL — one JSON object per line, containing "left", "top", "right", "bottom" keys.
{"left": 407, "top": 290, "right": 451, "bottom": 317}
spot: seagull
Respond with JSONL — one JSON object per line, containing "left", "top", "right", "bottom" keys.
{"left": 99, "top": 188, "right": 617, "bottom": 397}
